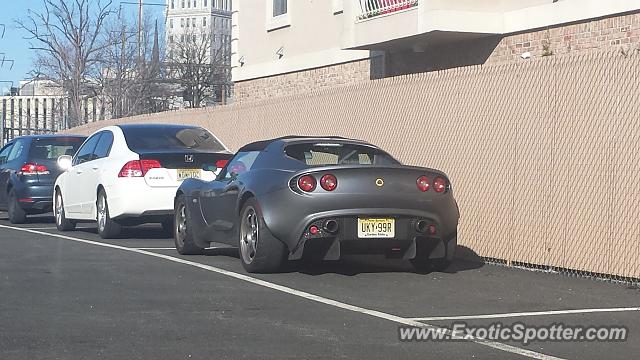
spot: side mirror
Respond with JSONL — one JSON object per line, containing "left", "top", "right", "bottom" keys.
{"left": 57, "top": 155, "right": 73, "bottom": 171}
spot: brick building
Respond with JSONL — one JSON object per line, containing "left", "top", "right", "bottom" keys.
{"left": 231, "top": 0, "right": 640, "bottom": 102}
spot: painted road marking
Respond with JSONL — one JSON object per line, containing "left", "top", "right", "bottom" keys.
{"left": 0, "top": 224, "right": 565, "bottom": 360}
{"left": 410, "top": 307, "right": 640, "bottom": 321}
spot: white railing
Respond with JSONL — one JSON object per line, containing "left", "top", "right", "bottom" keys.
{"left": 356, "top": 0, "right": 418, "bottom": 20}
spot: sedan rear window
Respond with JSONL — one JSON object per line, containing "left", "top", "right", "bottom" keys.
{"left": 122, "top": 126, "right": 226, "bottom": 152}
{"left": 29, "top": 137, "right": 85, "bottom": 160}
{"left": 285, "top": 143, "right": 399, "bottom": 167}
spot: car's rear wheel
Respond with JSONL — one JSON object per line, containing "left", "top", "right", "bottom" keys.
{"left": 54, "top": 190, "right": 76, "bottom": 231}
{"left": 174, "top": 195, "right": 204, "bottom": 255}
{"left": 239, "top": 198, "right": 286, "bottom": 273}
{"left": 7, "top": 189, "right": 27, "bottom": 224}
{"left": 160, "top": 217, "right": 173, "bottom": 237}
{"left": 96, "top": 190, "right": 122, "bottom": 239}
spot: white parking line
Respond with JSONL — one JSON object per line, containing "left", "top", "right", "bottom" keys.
{"left": 0, "top": 224, "right": 565, "bottom": 360}
{"left": 410, "top": 307, "right": 640, "bottom": 321}
{"left": 23, "top": 227, "right": 59, "bottom": 230}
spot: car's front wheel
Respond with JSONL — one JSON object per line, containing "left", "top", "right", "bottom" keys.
{"left": 54, "top": 190, "right": 76, "bottom": 231}
{"left": 96, "top": 190, "right": 122, "bottom": 239}
{"left": 238, "top": 198, "right": 286, "bottom": 273}
{"left": 174, "top": 195, "right": 204, "bottom": 255}
{"left": 7, "top": 189, "right": 27, "bottom": 224}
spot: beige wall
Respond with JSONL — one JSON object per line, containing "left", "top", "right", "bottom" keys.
{"left": 232, "top": 0, "right": 369, "bottom": 82}
{"left": 67, "top": 51, "right": 640, "bottom": 280}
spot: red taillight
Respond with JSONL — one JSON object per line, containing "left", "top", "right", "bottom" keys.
{"left": 140, "top": 159, "right": 162, "bottom": 173}
{"left": 320, "top": 174, "right": 337, "bottom": 191}
{"left": 416, "top": 176, "right": 430, "bottom": 192}
{"left": 118, "top": 160, "right": 162, "bottom": 177}
{"left": 215, "top": 159, "right": 229, "bottom": 168}
{"left": 20, "top": 163, "right": 49, "bottom": 175}
{"left": 433, "top": 177, "right": 447, "bottom": 193}
{"left": 298, "top": 175, "right": 316, "bottom": 192}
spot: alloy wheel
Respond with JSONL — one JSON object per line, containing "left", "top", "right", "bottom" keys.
{"left": 240, "top": 206, "right": 258, "bottom": 264}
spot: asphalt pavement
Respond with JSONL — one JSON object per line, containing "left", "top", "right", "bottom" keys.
{"left": 0, "top": 213, "right": 638, "bottom": 360}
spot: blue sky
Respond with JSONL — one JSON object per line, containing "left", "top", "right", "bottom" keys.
{"left": 0, "top": 0, "right": 165, "bottom": 92}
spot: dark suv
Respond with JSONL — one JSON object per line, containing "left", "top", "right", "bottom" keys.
{"left": 0, "top": 135, "right": 86, "bottom": 223}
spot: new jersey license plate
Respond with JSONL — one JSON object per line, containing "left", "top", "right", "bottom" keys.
{"left": 357, "top": 218, "right": 395, "bottom": 238}
{"left": 177, "top": 169, "right": 201, "bottom": 181}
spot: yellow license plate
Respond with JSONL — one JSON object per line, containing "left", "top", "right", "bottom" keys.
{"left": 357, "top": 218, "right": 395, "bottom": 238}
{"left": 177, "top": 169, "right": 201, "bottom": 181}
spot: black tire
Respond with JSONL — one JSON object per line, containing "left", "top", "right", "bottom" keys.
{"left": 161, "top": 217, "right": 173, "bottom": 237}
{"left": 429, "top": 258, "right": 453, "bottom": 272}
{"left": 238, "top": 198, "right": 287, "bottom": 273}
{"left": 174, "top": 195, "right": 205, "bottom": 255}
{"left": 54, "top": 190, "right": 76, "bottom": 231}
{"left": 7, "top": 189, "right": 27, "bottom": 224}
{"left": 411, "top": 238, "right": 455, "bottom": 272}
{"left": 96, "top": 190, "right": 122, "bottom": 239}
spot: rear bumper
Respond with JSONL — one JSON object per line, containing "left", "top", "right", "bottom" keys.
{"left": 104, "top": 179, "right": 177, "bottom": 219}
{"left": 286, "top": 213, "right": 458, "bottom": 261}
{"left": 258, "top": 188, "right": 460, "bottom": 260}
{"left": 14, "top": 184, "right": 54, "bottom": 212}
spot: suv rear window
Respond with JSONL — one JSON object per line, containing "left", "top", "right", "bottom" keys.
{"left": 122, "top": 126, "right": 226, "bottom": 152}
{"left": 29, "top": 137, "right": 85, "bottom": 160}
{"left": 285, "top": 142, "right": 399, "bottom": 167}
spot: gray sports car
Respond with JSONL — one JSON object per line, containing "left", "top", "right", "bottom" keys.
{"left": 174, "top": 136, "right": 460, "bottom": 273}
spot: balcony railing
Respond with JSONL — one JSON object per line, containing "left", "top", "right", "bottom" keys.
{"left": 356, "top": 0, "right": 418, "bottom": 20}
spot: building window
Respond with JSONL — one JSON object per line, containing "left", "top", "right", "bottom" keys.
{"left": 169, "top": 35, "right": 174, "bottom": 43}
{"left": 181, "top": 0, "right": 185, "bottom": 8}
{"left": 273, "top": 0, "right": 287, "bottom": 17}
{"left": 171, "top": 0, "right": 175, "bottom": 9}
{"left": 169, "top": 19, "right": 174, "bottom": 28}
{"left": 204, "top": 0, "right": 207, "bottom": 6}
{"left": 192, "top": 18, "right": 196, "bottom": 27}
{"left": 203, "top": 17, "right": 207, "bottom": 27}
{"left": 181, "top": 18, "right": 185, "bottom": 27}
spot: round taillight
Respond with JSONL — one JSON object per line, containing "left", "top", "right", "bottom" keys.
{"left": 416, "top": 176, "right": 430, "bottom": 192}
{"left": 320, "top": 174, "right": 337, "bottom": 191}
{"left": 433, "top": 177, "right": 447, "bottom": 193}
{"left": 298, "top": 175, "right": 316, "bottom": 192}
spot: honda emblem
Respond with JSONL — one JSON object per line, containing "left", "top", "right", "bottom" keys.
{"left": 185, "top": 155, "right": 194, "bottom": 163}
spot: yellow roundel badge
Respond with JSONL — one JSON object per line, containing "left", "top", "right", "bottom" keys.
{"left": 375, "top": 178, "right": 384, "bottom": 187}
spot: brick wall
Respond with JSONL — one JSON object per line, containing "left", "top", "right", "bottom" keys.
{"left": 487, "top": 11, "right": 640, "bottom": 63}
{"left": 234, "top": 59, "right": 372, "bottom": 102}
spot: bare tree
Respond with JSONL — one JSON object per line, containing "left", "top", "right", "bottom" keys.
{"left": 166, "top": 30, "right": 230, "bottom": 108}
{"left": 98, "top": 15, "right": 169, "bottom": 118}
{"left": 17, "top": 0, "right": 114, "bottom": 128}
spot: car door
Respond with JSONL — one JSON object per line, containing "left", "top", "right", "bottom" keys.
{"left": 82, "top": 131, "right": 113, "bottom": 216}
{"left": 200, "top": 151, "right": 260, "bottom": 232}
{"left": 65, "top": 133, "right": 102, "bottom": 215}
{"left": 0, "top": 142, "right": 15, "bottom": 208}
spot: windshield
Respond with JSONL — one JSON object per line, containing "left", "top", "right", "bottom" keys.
{"left": 122, "top": 126, "right": 226, "bottom": 152}
{"left": 29, "top": 137, "right": 85, "bottom": 160}
{"left": 285, "top": 142, "right": 399, "bottom": 167}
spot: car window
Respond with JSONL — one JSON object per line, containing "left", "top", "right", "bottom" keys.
{"left": 7, "top": 139, "right": 27, "bottom": 163}
{"left": 122, "top": 126, "right": 226, "bottom": 152}
{"left": 285, "top": 143, "right": 399, "bottom": 167}
{"left": 93, "top": 131, "right": 114, "bottom": 159}
{"left": 29, "top": 137, "right": 85, "bottom": 160}
{"left": 220, "top": 151, "right": 260, "bottom": 180}
{"left": 73, "top": 133, "right": 102, "bottom": 166}
{"left": 0, "top": 144, "right": 14, "bottom": 165}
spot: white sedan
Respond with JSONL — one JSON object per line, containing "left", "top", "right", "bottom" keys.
{"left": 54, "top": 124, "right": 232, "bottom": 238}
